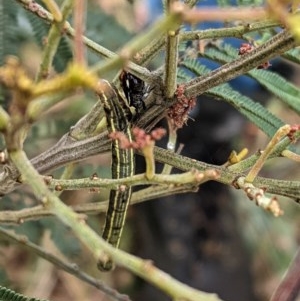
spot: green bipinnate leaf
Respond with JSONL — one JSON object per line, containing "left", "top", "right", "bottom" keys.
{"left": 180, "top": 58, "right": 285, "bottom": 137}
{"left": 202, "top": 43, "right": 300, "bottom": 114}
{"left": 248, "top": 69, "right": 300, "bottom": 114}
{"left": 24, "top": 6, "right": 73, "bottom": 73}
{"left": 283, "top": 48, "right": 300, "bottom": 64}
{"left": 0, "top": 286, "right": 49, "bottom": 301}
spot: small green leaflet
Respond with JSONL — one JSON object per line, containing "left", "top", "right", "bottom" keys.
{"left": 179, "top": 59, "right": 284, "bottom": 137}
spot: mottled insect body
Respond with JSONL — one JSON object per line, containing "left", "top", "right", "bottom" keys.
{"left": 120, "top": 71, "right": 147, "bottom": 116}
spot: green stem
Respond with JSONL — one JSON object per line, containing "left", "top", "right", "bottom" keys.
{"left": 185, "top": 30, "right": 296, "bottom": 98}
{"left": 44, "top": 168, "right": 217, "bottom": 191}
{"left": 143, "top": 144, "right": 156, "bottom": 179}
{"left": 91, "top": 11, "right": 182, "bottom": 76}
{"left": 235, "top": 176, "right": 283, "bottom": 216}
{"left": 245, "top": 125, "right": 291, "bottom": 183}
{"left": 180, "top": 20, "right": 280, "bottom": 41}
{"left": 42, "top": 0, "right": 62, "bottom": 21}
{"left": 36, "top": 0, "right": 74, "bottom": 81}
{"left": 0, "top": 184, "right": 198, "bottom": 224}
{"left": 27, "top": 91, "right": 71, "bottom": 121}
{"left": 69, "top": 99, "right": 105, "bottom": 140}
{"left": 281, "top": 149, "right": 300, "bottom": 162}
{"left": 164, "top": 30, "right": 179, "bottom": 98}
{"left": 54, "top": 162, "right": 75, "bottom": 196}
{"left": 228, "top": 131, "right": 300, "bottom": 172}
{"left": 9, "top": 149, "right": 108, "bottom": 264}
{"left": 9, "top": 149, "right": 221, "bottom": 301}
{"left": 164, "top": 0, "right": 179, "bottom": 99}
{"left": 0, "top": 227, "right": 130, "bottom": 301}
{"left": 152, "top": 147, "right": 300, "bottom": 200}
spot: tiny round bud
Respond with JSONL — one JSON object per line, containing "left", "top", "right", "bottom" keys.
{"left": 55, "top": 184, "right": 63, "bottom": 191}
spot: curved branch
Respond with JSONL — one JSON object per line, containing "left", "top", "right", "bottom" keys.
{"left": 0, "top": 227, "right": 131, "bottom": 301}
{"left": 185, "top": 30, "right": 296, "bottom": 98}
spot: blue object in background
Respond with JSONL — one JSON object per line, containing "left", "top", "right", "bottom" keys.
{"left": 145, "top": 0, "right": 266, "bottom": 96}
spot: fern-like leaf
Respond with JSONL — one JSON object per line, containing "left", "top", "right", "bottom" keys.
{"left": 203, "top": 44, "right": 300, "bottom": 114}
{"left": 85, "top": 5, "right": 132, "bottom": 50}
{"left": 180, "top": 59, "right": 285, "bottom": 137}
{"left": 0, "top": 0, "right": 20, "bottom": 65}
{"left": 179, "top": 58, "right": 210, "bottom": 76}
{"left": 177, "top": 68, "right": 193, "bottom": 82}
{"left": 206, "top": 84, "right": 284, "bottom": 137}
{"left": 249, "top": 69, "right": 300, "bottom": 114}
{"left": 0, "top": 1, "right": 26, "bottom": 105}
{"left": 24, "top": 7, "right": 72, "bottom": 73}
{"left": 283, "top": 48, "right": 300, "bottom": 64}
{"left": 0, "top": 286, "right": 49, "bottom": 301}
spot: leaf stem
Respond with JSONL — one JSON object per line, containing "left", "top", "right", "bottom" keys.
{"left": 27, "top": 91, "right": 71, "bottom": 120}
{"left": 234, "top": 176, "right": 283, "bottom": 216}
{"left": 180, "top": 20, "right": 280, "bottom": 41}
{"left": 8, "top": 149, "right": 222, "bottom": 301}
{"left": 42, "top": 168, "right": 218, "bottom": 191}
{"left": 36, "top": 0, "right": 74, "bottom": 81}
{"left": 164, "top": 0, "right": 179, "bottom": 99}
{"left": 0, "top": 227, "right": 131, "bottom": 301}
{"left": 90, "top": 10, "right": 182, "bottom": 76}
{"left": 245, "top": 125, "right": 291, "bottom": 183}
{"left": 281, "top": 149, "right": 300, "bottom": 162}
{"left": 0, "top": 184, "right": 199, "bottom": 224}
{"left": 41, "top": 0, "right": 62, "bottom": 21}
{"left": 185, "top": 30, "right": 296, "bottom": 98}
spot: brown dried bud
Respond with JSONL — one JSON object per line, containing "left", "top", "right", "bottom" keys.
{"left": 167, "top": 84, "right": 197, "bottom": 130}
{"left": 55, "top": 184, "right": 63, "bottom": 191}
{"left": 238, "top": 43, "right": 271, "bottom": 69}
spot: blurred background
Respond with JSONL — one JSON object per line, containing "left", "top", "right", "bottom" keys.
{"left": 0, "top": 1, "right": 299, "bottom": 301}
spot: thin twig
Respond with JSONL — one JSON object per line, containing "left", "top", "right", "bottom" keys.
{"left": 36, "top": 0, "right": 74, "bottom": 81}
{"left": 245, "top": 125, "right": 292, "bottom": 183}
{"left": 8, "top": 149, "right": 222, "bottom": 301}
{"left": 233, "top": 176, "right": 283, "bottom": 216}
{"left": 42, "top": 169, "right": 216, "bottom": 191}
{"left": 0, "top": 184, "right": 199, "bottom": 224}
{"left": 90, "top": 10, "right": 182, "bottom": 76}
{"left": 41, "top": 0, "right": 62, "bottom": 21}
{"left": 180, "top": 20, "right": 280, "bottom": 41}
{"left": 0, "top": 227, "right": 131, "bottom": 301}
{"left": 228, "top": 131, "right": 300, "bottom": 172}
{"left": 164, "top": 0, "right": 179, "bottom": 99}
{"left": 184, "top": 29, "right": 295, "bottom": 98}
{"left": 152, "top": 147, "right": 300, "bottom": 200}
{"left": 281, "top": 150, "right": 300, "bottom": 162}
{"left": 0, "top": 134, "right": 299, "bottom": 200}
{"left": 69, "top": 99, "right": 105, "bottom": 140}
